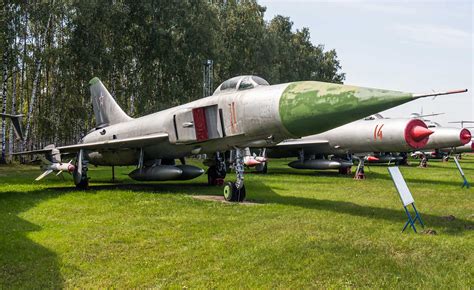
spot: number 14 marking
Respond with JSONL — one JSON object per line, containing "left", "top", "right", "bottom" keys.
{"left": 374, "top": 124, "right": 384, "bottom": 140}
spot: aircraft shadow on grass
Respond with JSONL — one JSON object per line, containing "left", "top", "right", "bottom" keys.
{"left": 0, "top": 189, "right": 64, "bottom": 288}
{"left": 264, "top": 165, "right": 472, "bottom": 187}
{"left": 366, "top": 171, "right": 471, "bottom": 187}
{"left": 259, "top": 191, "right": 473, "bottom": 234}
{"left": 52, "top": 178, "right": 473, "bottom": 235}
{"left": 0, "top": 175, "right": 470, "bottom": 287}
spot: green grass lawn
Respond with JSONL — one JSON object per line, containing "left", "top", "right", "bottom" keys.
{"left": 0, "top": 156, "right": 473, "bottom": 288}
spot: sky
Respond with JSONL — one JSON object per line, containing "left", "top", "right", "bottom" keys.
{"left": 259, "top": 0, "right": 473, "bottom": 127}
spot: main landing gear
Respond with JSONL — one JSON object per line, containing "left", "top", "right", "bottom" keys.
{"left": 207, "top": 152, "right": 227, "bottom": 186}
{"left": 339, "top": 166, "right": 352, "bottom": 175}
{"left": 354, "top": 158, "right": 366, "bottom": 180}
{"left": 419, "top": 154, "right": 428, "bottom": 168}
{"left": 74, "top": 149, "right": 89, "bottom": 189}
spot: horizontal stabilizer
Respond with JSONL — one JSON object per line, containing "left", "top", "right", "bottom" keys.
{"left": 0, "top": 113, "right": 23, "bottom": 140}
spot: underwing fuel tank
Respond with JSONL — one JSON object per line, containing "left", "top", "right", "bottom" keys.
{"left": 129, "top": 165, "right": 204, "bottom": 181}
{"left": 288, "top": 159, "right": 353, "bottom": 170}
{"left": 175, "top": 165, "right": 205, "bottom": 180}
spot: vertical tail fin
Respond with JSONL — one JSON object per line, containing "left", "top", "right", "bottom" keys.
{"left": 0, "top": 113, "right": 23, "bottom": 140}
{"left": 89, "top": 77, "right": 132, "bottom": 128}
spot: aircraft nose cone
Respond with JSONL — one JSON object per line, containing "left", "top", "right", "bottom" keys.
{"left": 68, "top": 164, "right": 76, "bottom": 172}
{"left": 460, "top": 128, "right": 471, "bottom": 144}
{"left": 410, "top": 126, "right": 434, "bottom": 141}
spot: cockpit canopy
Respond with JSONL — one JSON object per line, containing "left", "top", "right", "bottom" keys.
{"left": 213, "top": 75, "right": 270, "bottom": 95}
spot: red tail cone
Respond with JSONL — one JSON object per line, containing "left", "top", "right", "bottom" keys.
{"left": 410, "top": 126, "right": 433, "bottom": 142}
{"left": 460, "top": 128, "right": 471, "bottom": 144}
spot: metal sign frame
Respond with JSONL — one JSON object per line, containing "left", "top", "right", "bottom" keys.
{"left": 388, "top": 166, "right": 424, "bottom": 233}
{"left": 453, "top": 156, "right": 470, "bottom": 188}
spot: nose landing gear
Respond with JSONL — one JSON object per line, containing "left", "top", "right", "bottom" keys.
{"left": 223, "top": 148, "right": 246, "bottom": 202}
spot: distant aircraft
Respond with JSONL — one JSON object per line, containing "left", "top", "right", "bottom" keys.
{"left": 13, "top": 76, "right": 467, "bottom": 201}
{"left": 407, "top": 115, "right": 472, "bottom": 164}
{"left": 264, "top": 114, "right": 435, "bottom": 178}
{"left": 450, "top": 139, "right": 474, "bottom": 154}
{"left": 448, "top": 120, "right": 474, "bottom": 128}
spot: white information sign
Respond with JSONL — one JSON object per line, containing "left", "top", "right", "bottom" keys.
{"left": 388, "top": 167, "right": 414, "bottom": 207}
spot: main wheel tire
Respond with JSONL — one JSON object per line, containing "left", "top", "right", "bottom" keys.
{"left": 223, "top": 182, "right": 246, "bottom": 202}
{"left": 236, "top": 184, "right": 246, "bottom": 202}
{"left": 75, "top": 178, "right": 89, "bottom": 189}
{"left": 208, "top": 165, "right": 227, "bottom": 186}
{"left": 339, "top": 167, "right": 351, "bottom": 175}
{"left": 208, "top": 166, "right": 216, "bottom": 185}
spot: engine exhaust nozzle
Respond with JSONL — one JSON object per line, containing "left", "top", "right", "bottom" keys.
{"left": 405, "top": 119, "right": 433, "bottom": 149}
{"left": 460, "top": 128, "right": 472, "bottom": 145}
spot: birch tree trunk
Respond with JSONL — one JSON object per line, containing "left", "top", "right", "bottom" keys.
{"left": 8, "top": 65, "right": 16, "bottom": 158}
{"left": 22, "top": 5, "right": 54, "bottom": 151}
{"left": 22, "top": 59, "right": 41, "bottom": 150}
{"left": 1, "top": 51, "right": 9, "bottom": 164}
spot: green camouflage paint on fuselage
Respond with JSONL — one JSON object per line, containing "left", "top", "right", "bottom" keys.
{"left": 279, "top": 81, "right": 413, "bottom": 137}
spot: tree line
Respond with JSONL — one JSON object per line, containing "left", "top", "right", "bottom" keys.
{"left": 0, "top": 0, "right": 345, "bottom": 163}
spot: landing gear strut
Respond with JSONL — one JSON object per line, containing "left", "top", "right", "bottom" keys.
{"left": 255, "top": 162, "right": 268, "bottom": 174}
{"left": 419, "top": 154, "right": 428, "bottom": 168}
{"left": 354, "top": 158, "right": 365, "bottom": 180}
{"left": 74, "top": 149, "right": 89, "bottom": 189}
{"left": 223, "top": 148, "right": 246, "bottom": 202}
{"left": 208, "top": 152, "right": 226, "bottom": 186}
{"left": 399, "top": 153, "right": 409, "bottom": 166}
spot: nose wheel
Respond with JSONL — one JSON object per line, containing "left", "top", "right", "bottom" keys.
{"left": 223, "top": 182, "right": 246, "bottom": 202}
{"left": 223, "top": 148, "right": 247, "bottom": 202}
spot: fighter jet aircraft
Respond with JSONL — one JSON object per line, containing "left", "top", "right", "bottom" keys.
{"left": 14, "top": 75, "right": 467, "bottom": 201}
{"left": 263, "top": 114, "right": 435, "bottom": 178}
{"left": 406, "top": 115, "right": 472, "bottom": 164}
{"left": 450, "top": 139, "right": 474, "bottom": 154}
